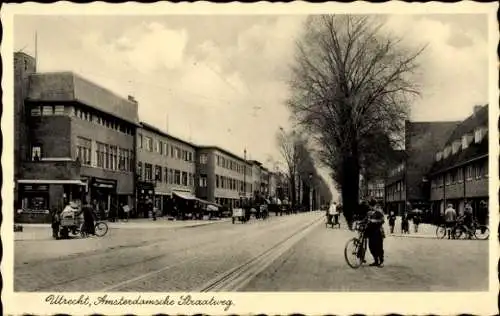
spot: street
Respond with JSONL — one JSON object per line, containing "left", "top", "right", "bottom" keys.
{"left": 15, "top": 212, "right": 488, "bottom": 292}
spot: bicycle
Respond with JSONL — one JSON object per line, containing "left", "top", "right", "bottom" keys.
{"left": 453, "top": 220, "right": 489, "bottom": 240}
{"left": 325, "top": 214, "right": 340, "bottom": 229}
{"left": 344, "top": 219, "right": 368, "bottom": 269}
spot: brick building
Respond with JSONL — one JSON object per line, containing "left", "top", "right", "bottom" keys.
{"left": 136, "top": 122, "right": 197, "bottom": 216}
{"left": 428, "top": 105, "right": 488, "bottom": 223}
{"left": 195, "top": 146, "right": 253, "bottom": 207}
{"left": 14, "top": 52, "right": 139, "bottom": 222}
{"left": 385, "top": 120, "right": 460, "bottom": 215}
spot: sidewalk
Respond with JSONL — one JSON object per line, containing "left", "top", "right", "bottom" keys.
{"left": 385, "top": 216, "right": 437, "bottom": 239}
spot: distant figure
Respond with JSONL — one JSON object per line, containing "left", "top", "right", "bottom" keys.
{"left": 401, "top": 212, "right": 410, "bottom": 234}
{"left": 78, "top": 199, "right": 96, "bottom": 236}
{"left": 328, "top": 202, "right": 339, "bottom": 225}
{"left": 444, "top": 204, "right": 457, "bottom": 239}
{"left": 412, "top": 208, "right": 421, "bottom": 233}
{"left": 388, "top": 211, "right": 396, "bottom": 234}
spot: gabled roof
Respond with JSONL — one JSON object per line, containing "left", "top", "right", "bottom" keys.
{"left": 428, "top": 105, "right": 489, "bottom": 175}
{"left": 27, "top": 72, "right": 139, "bottom": 124}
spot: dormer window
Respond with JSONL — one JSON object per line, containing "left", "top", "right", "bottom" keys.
{"left": 435, "top": 151, "right": 442, "bottom": 161}
{"left": 462, "top": 135, "right": 470, "bottom": 149}
{"left": 443, "top": 146, "right": 451, "bottom": 159}
{"left": 474, "top": 127, "right": 484, "bottom": 143}
{"left": 452, "top": 140, "right": 461, "bottom": 154}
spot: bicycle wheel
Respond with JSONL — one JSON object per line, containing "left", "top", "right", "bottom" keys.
{"left": 94, "top": 222, "right": 109, "bottom": 237}
{"left": 474, "top": 225, "right": 489, "bottom": 240}
{"left": 344, "top": 238, "right": 363, "bottom": 269}
{"left": 436, "top": 225, "right": 447, "bottom": 239}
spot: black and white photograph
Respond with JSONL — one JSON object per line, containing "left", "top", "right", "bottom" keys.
{"left": 2, "top": 2, "right": 498, "bottom": 315}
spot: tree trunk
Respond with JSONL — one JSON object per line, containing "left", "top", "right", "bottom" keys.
{"left": 341, "top": 154, "right": 360, "bottom": 227}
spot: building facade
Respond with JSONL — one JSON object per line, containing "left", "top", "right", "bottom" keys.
{"left": 15, "top": 52, "right": 138, "bottom": 222}
{"left": 385, "top": 120, "right": 460, "bottom": 214}
{"left": 428, "top": 105, "right": 488, "bottom": 223}
{"left": 196, "top": 146, "right": 253, "bottom": 208}
{"left": 136, "top": 122, "right": 197, "bottom": 215}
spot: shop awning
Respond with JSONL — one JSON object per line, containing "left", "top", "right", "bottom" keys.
{"left": 18, "top": 179, "right": 86, "bottom": 185}
{"left": 196, "top": 198, "right": 222, "bottom": 208}
{"left": 172, "top": 191, "right": 197, "bottom": 200}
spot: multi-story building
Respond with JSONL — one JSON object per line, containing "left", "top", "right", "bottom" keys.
{"left": 136, "top": 122, "right": 197, "bottom": 215}
{"left": 196, "top": 146, "right": 253, "bottom": 208}
{"left": 428, "top": 105, "right": 488, "bottom": 223}
{"left": 15, "top": 52, "right": 138, "bottom": 222}
{"left": 249, "top": 160, "right": 262, "bottom": 197}
{"left": 385, "top": 120, "right": 460, "bottom": 214}
{"left": 268, "top": 172, "right": 277, "bottom": 197}
{"left": 260, "top": 167, "right": 270, "bottom": 196}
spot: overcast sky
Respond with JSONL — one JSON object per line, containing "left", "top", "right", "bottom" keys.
{"left": 13, "top": 14, "right": 489, "bottom": 199}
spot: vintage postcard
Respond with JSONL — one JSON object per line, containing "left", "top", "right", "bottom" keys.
{"left": 2, "top": 2, "right": 498, "bottom": 315}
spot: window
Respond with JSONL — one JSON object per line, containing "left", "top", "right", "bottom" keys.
{"left": 145, "top": 163, "right": 153, "bottom": 181}
{"left": 163, "top": 143, "right": 168, "bottom": 156}
{"left": 175, "top": 170, "right": 181, "bottom": 185}
{"left": 217, "top": 155, "right": 220, "bottom": 166}
{"left": 118, "top": 148, "right": 126, "bottom": 171}
{"left": 31, "top": 145, "right": 42, "bottom": 161}
{"left": 128, "top": 150, "right": 134, "bottom": 172}
{"left": 169, "top": 169, "right": 173, "bottom": 184}
{"left": 170, "top": 146, "right": 174, "bottom": 157}
{"left": 42, "top": 106, "right": 54, "bottom": 116}
{"left": 30, "top": 106, "right": 41, "bottom": 116}
{"left": 200, "top": 154, "right": 208, "bottom": 164}
{"left": 155, "top": 165, "right": 162, "bottom": 182}
{"left": 199, "top": 175, "right": 208, "bottom": 188}
{"left": 96, "top": 142, "right": 105, "bottom": 168}
{"left": 445, "top": 173, "right": 451, "bottom": 185}
{"left": 466, "top": 165, "right": 473, "bottom": 180}
{"left": 110, "top": 146, "right": 118, "bottom": 170}
{"left": 176, "top": 148, "right": 181, "bottom": 159}
{"left": 462, "top": 135, "right": 470, "bottom": 149}
{"left": 159, "top": 141, "right": 163, "bottom": 155}
{"left": 188, "top": 152, "right": 193, "bottom": 162}
{"left": 221, "top": 176, "right": 225, "bottom": 189}
{"left": 182, "top": 150, "right": 187, "bottom": 161}
{"left": 474, "top": 128, "right": 483, "bottom": 143}
{"left": 76, "top": 137, "right": 92, "bottom": 165}
{"left": 182, "top": 172, "right": 188, "bottom": 186}
{"left": 474, "top": 164, "right": 481, "bottom": 180}
{"left": 457, "top": 168, "right": 463, "bottom": 183}
{"left": 137, "top": 162, "right": 143, "bottom": 179}
{"left": 189, "top": 173, "right": 194, "bottom": 186}
{"left": 138, "top": 134, "right": 143, "bottom": 149}
{"left": 145, "top": 137, "right": 153, "bottom": 152}
{"left": 164, "top": 167, "right": 168, "bottom": 183}
{"left": 216, "top": 175, "right": 220, "bottom": 188}
{"left": 452, "top": 141, "right": 461, "bottom": 154}
{"left": 155, "top": 140, "right": 160, "bottom": 153}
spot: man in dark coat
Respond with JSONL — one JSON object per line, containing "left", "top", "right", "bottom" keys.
{"left": 78, "top": 199, "right": 96, "bottom": 236}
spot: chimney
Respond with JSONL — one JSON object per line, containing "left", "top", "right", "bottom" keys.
{"left": 128, "top": 95, "right": 137, "bottom": 103}
{"left": 473, "top": 105, "right": 483, "bottom": 115}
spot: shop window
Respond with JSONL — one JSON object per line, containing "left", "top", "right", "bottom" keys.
{"left": 31, "top": 145, "right": 42, "bottom": 161}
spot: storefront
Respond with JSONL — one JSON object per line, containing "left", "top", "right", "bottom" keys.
{"left": 137, "top": 181, "right": 154, "bottom": 218}
{"left": 16, "top": 179, "right": 87, "bottom": 223}
{"left": 87, "top": 177, "right": 117, "bottom": 219}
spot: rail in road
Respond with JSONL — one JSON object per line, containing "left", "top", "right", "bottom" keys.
{"left": 195, "top": 215, "right": 323, "bottom": 292}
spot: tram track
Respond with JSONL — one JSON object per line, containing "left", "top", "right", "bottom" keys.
{"left": 195, "top": 215, "right": 323, "bottom": 292}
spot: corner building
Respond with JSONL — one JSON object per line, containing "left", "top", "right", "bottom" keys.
{"left": 196, "top": 146, "right": 253, "bottom": 208}
{"left": 14, "top": 53, "right": 138, "bottom": 220}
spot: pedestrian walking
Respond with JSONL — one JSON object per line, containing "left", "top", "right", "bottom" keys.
{"left": 401, "top": 212, "right": 410, "bottom": 234}
{"left": 412, "top": 208, "right": 421, "bottom": 233}
{"left": 78, "top": 198, "right": 96, "bottom": 237}
{"left": 444, "top": 204, "right": 457, "bottom": 239}
{"left": 388, "top": 211, "right": 396, "bottom": 234}
{"left": 367, "top": 200, "right": 385, "bottom": 267}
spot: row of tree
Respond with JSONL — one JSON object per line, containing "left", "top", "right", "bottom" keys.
{"left": 275, "top": 127, "right": 332, "bottom": 210}
{"left": 283, "top": 15, "right": 425, "bottom": 225}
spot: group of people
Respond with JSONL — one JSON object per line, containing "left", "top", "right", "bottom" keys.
{"left": 51, "top": 199, "right": 97, "bottom": 239}
{"left": 443, "top": 202, "right": 475, "bottom": 239}
{"left": 386, "top": 209, "right": 422, "bottom": 235}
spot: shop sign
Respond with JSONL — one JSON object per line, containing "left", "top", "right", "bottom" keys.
{"left": 21, "top": 184, "right": 49, "bottom": 192}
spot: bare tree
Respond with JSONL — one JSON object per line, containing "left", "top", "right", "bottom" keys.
{"left": 276, "top": 127, "right": 309, "bottom": 208}
{"left": 287, "top": 15, "right": 425, "bottom": 224}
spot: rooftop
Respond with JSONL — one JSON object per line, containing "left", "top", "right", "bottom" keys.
{"left": 139, "top": 121, "right": 198, "bottom": 148}
{"left": 26, "top": 71, "right": 139, "bottom": 125}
